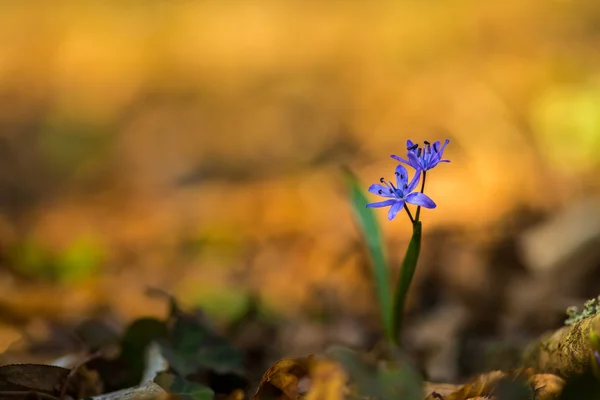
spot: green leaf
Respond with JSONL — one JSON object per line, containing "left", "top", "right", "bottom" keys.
{"left": 160, "top": 310, "right": 243, "bottom": 376}
{"left": 155, "top": 372, "right": 214, "bottom": 400}
{"left": 119, "top": 318, "right": 169, "bottom": 387}
{"left": 392, "top": 221, "right": 422, "bottom": 342}
{"left": 55, "top": 236, "right": 104, "bottom": 283}
{"left": 327, "top": 346, "right": 422, "bottom": 400}
{"left": 344, "top": 168, "right": 392, "bottom": 343}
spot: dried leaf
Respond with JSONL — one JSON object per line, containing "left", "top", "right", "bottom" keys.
{"left": 223, "top": 389, "right": 245, "bottom": 400}
{"left": 423, "top": 382, "right": 461, "bottom": 400}
{"left": 530, "top": 373, "right": 565, "bottom": 400}
{"left": 304, "top": 358, "right": 346, "bottom": 400}
{"left": 425, "top": 369, "right": 564, "bottom": 400}
{"left": 437, "top": 370, "right": 509, "bottom": 400}
{"left": 0, "top": 363, "right": 101, "bottom": 399}
{"left": 88, "top": 380, "right": 166, "bottom": 400}
{"left": 252, "top": 357, "right": 311, "bottom": 400}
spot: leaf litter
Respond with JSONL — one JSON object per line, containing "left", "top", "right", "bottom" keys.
{"left": 3, "top": 291, "right": 600, "bottom": 399}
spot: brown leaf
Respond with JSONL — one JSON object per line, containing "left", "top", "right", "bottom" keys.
{"left": 424, "top": 369, "right": 565, "bottom": 400}
{"left": 529, "top": 373, "right": 565, "bottom": 400}
{"left": 223, "top": 389, "right": 245, "bottom": 400}
{"left": 252, "top": 357, "right": 311, "bottom": 400}
{"left": 0, "top": 363, "right": 101, "bottom": 399}
{"left": 304, "top": 358, "right": 346, "bottom": 400}
{"left": 424, "top": 369, "right": 532, "bottom": 400}
{"left": 423, "top": 382, "right": 461, "bottom": 400}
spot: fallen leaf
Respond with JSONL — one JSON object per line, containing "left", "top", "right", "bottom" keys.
{"left": 425, "top": 369, "right": 564, "bottom": 400}
{"left": 0, "top": 363, "right": 101, "bottom": 399}
{"left": 252, "top": 357, "right": 311, "bottom": 400}
{"left": 428, "top": 370, "right": 517, "bottom": 400}
{"left": 88, "top": 380, "right": 166, "bottom": 400}
{"left": 530, "top": 373, "right": 565, "bottom": 400}
{"left": 304, "top": 358, "right": 346, "bottom": 400}
{"left": 223, "top": 389, "right": 245, "bottom": 400}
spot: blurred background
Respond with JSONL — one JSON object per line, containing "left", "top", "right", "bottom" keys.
{"left": 1, "top": 0, "right": 600, "bottom": 383}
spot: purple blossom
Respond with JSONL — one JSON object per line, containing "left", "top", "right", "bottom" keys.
{"left": 391, "top": 139, "right": 450, "bottom": 171}
{"left": 366, "top": 165, "right": 436, "bottom": 220}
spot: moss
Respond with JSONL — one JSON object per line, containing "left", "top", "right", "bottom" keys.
{"left": 565, "top": 296, "right": 600, "bottom": 326}
{"left": 523, "top": 314, "right": 600, "bottom": 378}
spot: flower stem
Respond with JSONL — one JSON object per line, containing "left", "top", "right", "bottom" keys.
{"left": 414, "top": 170, "right": 427, "bottom": 222}
{"left": 403, "top": 203, "right": 415, "bottom": 224}
{"left": 392, "top": 220, "right": 422, "bottom": 343}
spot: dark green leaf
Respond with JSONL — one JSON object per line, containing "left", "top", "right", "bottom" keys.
{"left": 88, "top": 317, "right": 169, "bottom": 392}
{"left": 327, "top": 346, "right": 422, "bottom": 400}
{"left": 392, "top": 221, "right": 421, "bottom": 342}
{"left": 344, "top": 168, "right": 392, "bottom": 342}
{"left": 160, "top": 310, "right": 243, "bottom": 376}
{"left": 120, "top": 317, "right": 169, "bottom": 374}
{"left": 155, "top": 372, "right": 214, "bottom": 400}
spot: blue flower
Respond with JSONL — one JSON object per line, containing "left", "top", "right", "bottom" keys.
{"left": 366, "top": 165, "right": 436, "bottom": 220}
{"left": 391, "top": 139, "right": 450, "bottom": 171}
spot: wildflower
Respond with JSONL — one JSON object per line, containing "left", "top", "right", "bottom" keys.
{"left": 366, "top": 165, "right": 436, "bottom": 220}
{"left": 391, "top": 139, "right": 450, "bottom": 171}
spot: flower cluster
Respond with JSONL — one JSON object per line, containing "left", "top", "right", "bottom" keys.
{"left": 367, "top": 139, "right": 450, "bottom": 221}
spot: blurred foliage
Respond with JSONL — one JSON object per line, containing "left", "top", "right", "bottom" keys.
{"left": 532, "top": 82, "right": 600, "bottom": 173}
{"left": 193, "top": 288, "right": 251, "bottom": 323}
{"left": 38, "top": 115, "right": 115, "bottom": 178}
{"left": 8, "top": 236, "right": 104, "bottom": 282}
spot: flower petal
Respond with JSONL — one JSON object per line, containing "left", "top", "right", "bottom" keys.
{"left": 366, "top": 199, "right": 396, "bottom": 208}
{"left": 390, "top": 154, "right": 410, "bottom": 164}
{"left": 405, "top": 192, "right": 436, "bottom": 209}
{"left": 368, "top": 184, "right": 395, "bottom": 198}
{"left": 431, "top": 139, "right": 450, "bottom": 163}
{"left": 388, "top": 201, "right": 404, "bottom": 220}
{"left": 407, "top": 169, "right": 421, "bottom": 192}
{"left": 407, "top": 151, "right": 421, "bottom": 170}
{"left": 395, "top": 164, "right": 409, "bottom": 188}
{"left": 439, "top": 139, "right": 450, "bottom": 155}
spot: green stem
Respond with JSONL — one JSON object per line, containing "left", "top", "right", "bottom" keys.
{"left": 391, "top": 221, "right": 422, "bottom": 344}
{"left": 403, "top": 203, "right": 415, "bottom": 224}
{"left": 414, "top": 170, "right": 427, "bottom": 222}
